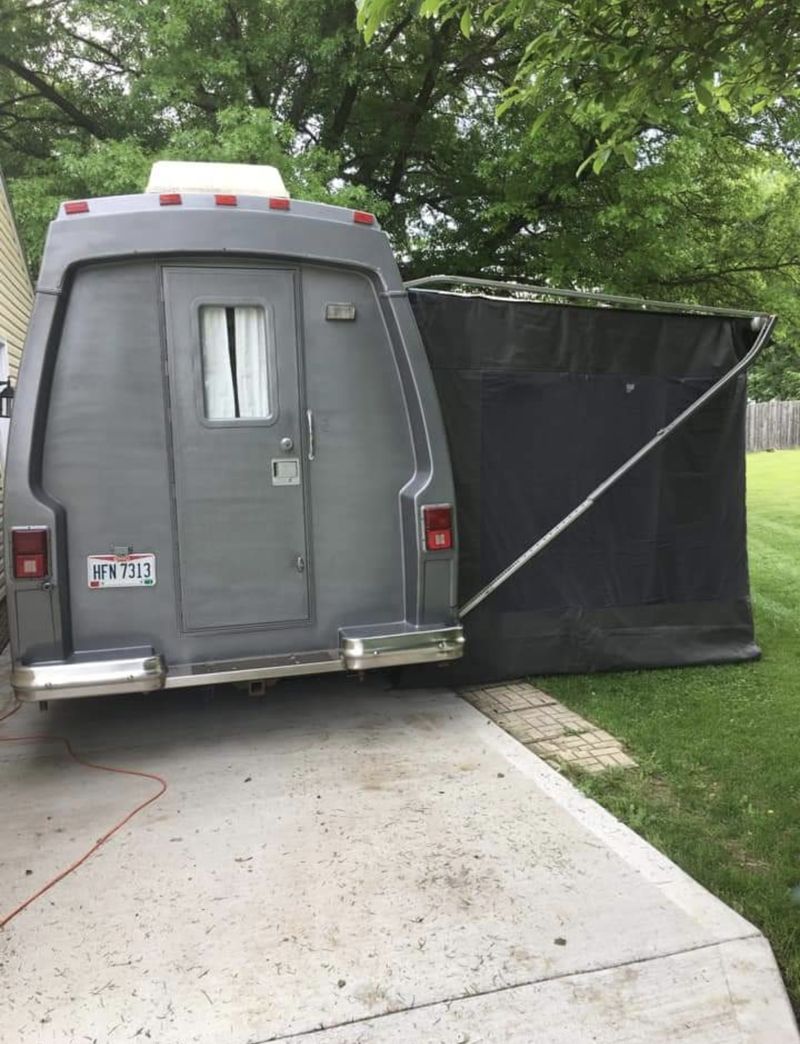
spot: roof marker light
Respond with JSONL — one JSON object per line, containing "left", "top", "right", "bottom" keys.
{"left": 63, "top": 200, "right": 89, "bottom": 215}
{"left": 215, "top": 194, "right": 237, "bottom": 207}
{"left": 269, "top": 197, "right": 290, "bottom": 211}
{"left": 353, "top": 210, "right": 375, "bottom": 225}
{"left": 159, "top": 192, "right": 182, "bottom": 206}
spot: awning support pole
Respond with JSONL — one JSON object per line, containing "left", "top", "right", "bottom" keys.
{"left": 454, "top": 311, "right": 776, "bottom": 620}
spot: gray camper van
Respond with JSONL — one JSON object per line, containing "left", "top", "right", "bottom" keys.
{"left": 5, "top": 162, "right": 463, "bottom": 701}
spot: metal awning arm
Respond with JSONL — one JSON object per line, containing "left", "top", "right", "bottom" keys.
{"left": 404, "top": 274, "right": 768, "bottom": 320}
{"left": 453, "top": 312, "right": 776, "bottom": 620}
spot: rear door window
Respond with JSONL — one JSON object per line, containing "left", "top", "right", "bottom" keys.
{"left": 199, "top": 304, "right": 272, "bottom": 420}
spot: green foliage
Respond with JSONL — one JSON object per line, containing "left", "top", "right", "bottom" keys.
{"left": 1, "top": 0, "right": 799, "bottom": 396}
{"left": 359, "top": 0, "right": 800, "bottom": 172}
{"left": 748, "top": 340, "right": 800, "bottom": 402}
{"left": 504, "top": 0, "right": 800, "bottom": 171}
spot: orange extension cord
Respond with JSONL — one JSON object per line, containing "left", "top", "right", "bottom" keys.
{"left": 0, "top": 698, "right": 167, "bottom": 928}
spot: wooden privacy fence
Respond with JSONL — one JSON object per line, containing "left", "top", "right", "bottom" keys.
{"left": 746, "top": 400, "right": 800, "bottom": 452}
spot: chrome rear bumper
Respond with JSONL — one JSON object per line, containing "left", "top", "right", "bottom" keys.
{"left": 11, "top": 625, "right": 464, "bottom": 701}
{"left": 339, "top": 625, "right": 464, "bottom": 670}
{"left": 12, "top": 655, "right": 166, "bottom": 701}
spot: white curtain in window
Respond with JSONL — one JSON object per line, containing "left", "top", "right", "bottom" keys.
{"left": 235, "top": 306, "right": 270, "bottom": 418}
{"left": 200, "top": 306, "right": 235, "bottom": 419}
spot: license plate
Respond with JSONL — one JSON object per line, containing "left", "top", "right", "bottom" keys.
{"left": 87, "top": 553, "right": 156, "bottom": 589}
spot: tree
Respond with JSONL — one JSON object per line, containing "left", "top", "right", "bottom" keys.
{"left": 357, "top": 0, "right": 800, "bottom": 172}
{"left": 1, "top": 0, "right": 799, "bottom": 397}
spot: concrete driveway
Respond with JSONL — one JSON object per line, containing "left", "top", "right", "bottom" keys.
{"left": 1, "top": 669, "right": 797, "bottom": 1043}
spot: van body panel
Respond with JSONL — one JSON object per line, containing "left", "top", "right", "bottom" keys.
{"left": 35, "top": 201, "right": 400, "bottom": 296}
{"left": 39, "top": 261, "right": 180, "bottom": 658}
{"left": 14, "top": 588, "right": 57, "bottom": 660}
{"left": 6, "top": 192, "right": 461, "bottom": 697}
{"left": 382, "top": 291, "right": 461, "bottom": 620}
{"left": 301, "top": 266, "right": 412, "bottom": 632}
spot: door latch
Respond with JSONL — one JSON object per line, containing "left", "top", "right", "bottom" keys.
{"left": 295, "top": 555, "right": 306, "bottom": 573}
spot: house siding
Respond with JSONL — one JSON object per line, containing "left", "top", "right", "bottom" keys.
{"left": 0, "top": 173, "right": 34, "bottom": 649}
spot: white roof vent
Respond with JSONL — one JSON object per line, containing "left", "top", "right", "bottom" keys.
{"left": 146, "top": 160, "right": 289, "bottom": 198}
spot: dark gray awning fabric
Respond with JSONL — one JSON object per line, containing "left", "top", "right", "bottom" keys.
{"left": 403, "top": 290, "right": 759, "bottom": 685}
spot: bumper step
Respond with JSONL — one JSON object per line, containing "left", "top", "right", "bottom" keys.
{"left": 11, "top": 625, "right": 464, "bottom": 701}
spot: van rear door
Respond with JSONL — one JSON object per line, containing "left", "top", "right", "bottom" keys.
{"left": 163, "top": 266, "right": 309, "bottom": 631}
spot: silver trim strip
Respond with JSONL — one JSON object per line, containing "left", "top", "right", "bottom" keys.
{"left": 12, "top": 655, "right": 166, "bottom": 702}
{"left": 164, "top": 651, "right": 344, "bottom": 689}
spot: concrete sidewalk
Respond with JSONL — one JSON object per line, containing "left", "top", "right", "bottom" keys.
{"left": 0, "top": 673, "right": 796, "bottom": 1043}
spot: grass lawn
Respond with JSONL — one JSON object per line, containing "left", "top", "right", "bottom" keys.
{"left": 536, "top": 448, "right": 800, "bottom": 1008}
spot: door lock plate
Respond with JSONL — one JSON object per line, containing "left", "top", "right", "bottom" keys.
{"left": 271, "top": 458, "right": 300, "bottom": 486}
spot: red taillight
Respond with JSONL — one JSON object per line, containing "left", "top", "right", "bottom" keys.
{"left": 63, "top": 200, "right": 89, "bottom": 215}
{"left": 422, "top": 505, "right": 453, "bottom": 552}
{"left": 215, "top": 194, "right": 237, "bottom": 207}
{"left": 159, "top": 192, "right": 182, "bottom": 206}
{"left": 353, "top": 210, "right": 375, "bottom": 225}
{"left": 12, "top": 527, "right": 49, "bottom": 580}
{"left": 269, "top": 197, "right": 290, "bottom": 210}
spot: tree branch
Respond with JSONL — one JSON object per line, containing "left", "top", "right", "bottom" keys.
{"left": 0, "top": 52, "right": 107, "bottom": 137}
{"left": 382, "top": 22, "right": 455, "bottom": 201}
{"left": 320, "top": 14, "right": 414, "bottom": 153}
{"left": 0, "top": 125, "right": 50, "bottom": 158}
{"left": 59, "top": 25, "right": 136, "bottom": 74}
{"left": 658, "top": 259, "right": 800, "bottom": 286}
{"left": 376, "top": 12, "right": 414, "bottom": 55}
{"left": 225, "top": 2, "right": 269, "bottom": 108}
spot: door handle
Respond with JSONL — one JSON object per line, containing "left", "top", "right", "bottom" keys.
{"left": 306, "top": 408, "right": 315, "bottom": 461}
